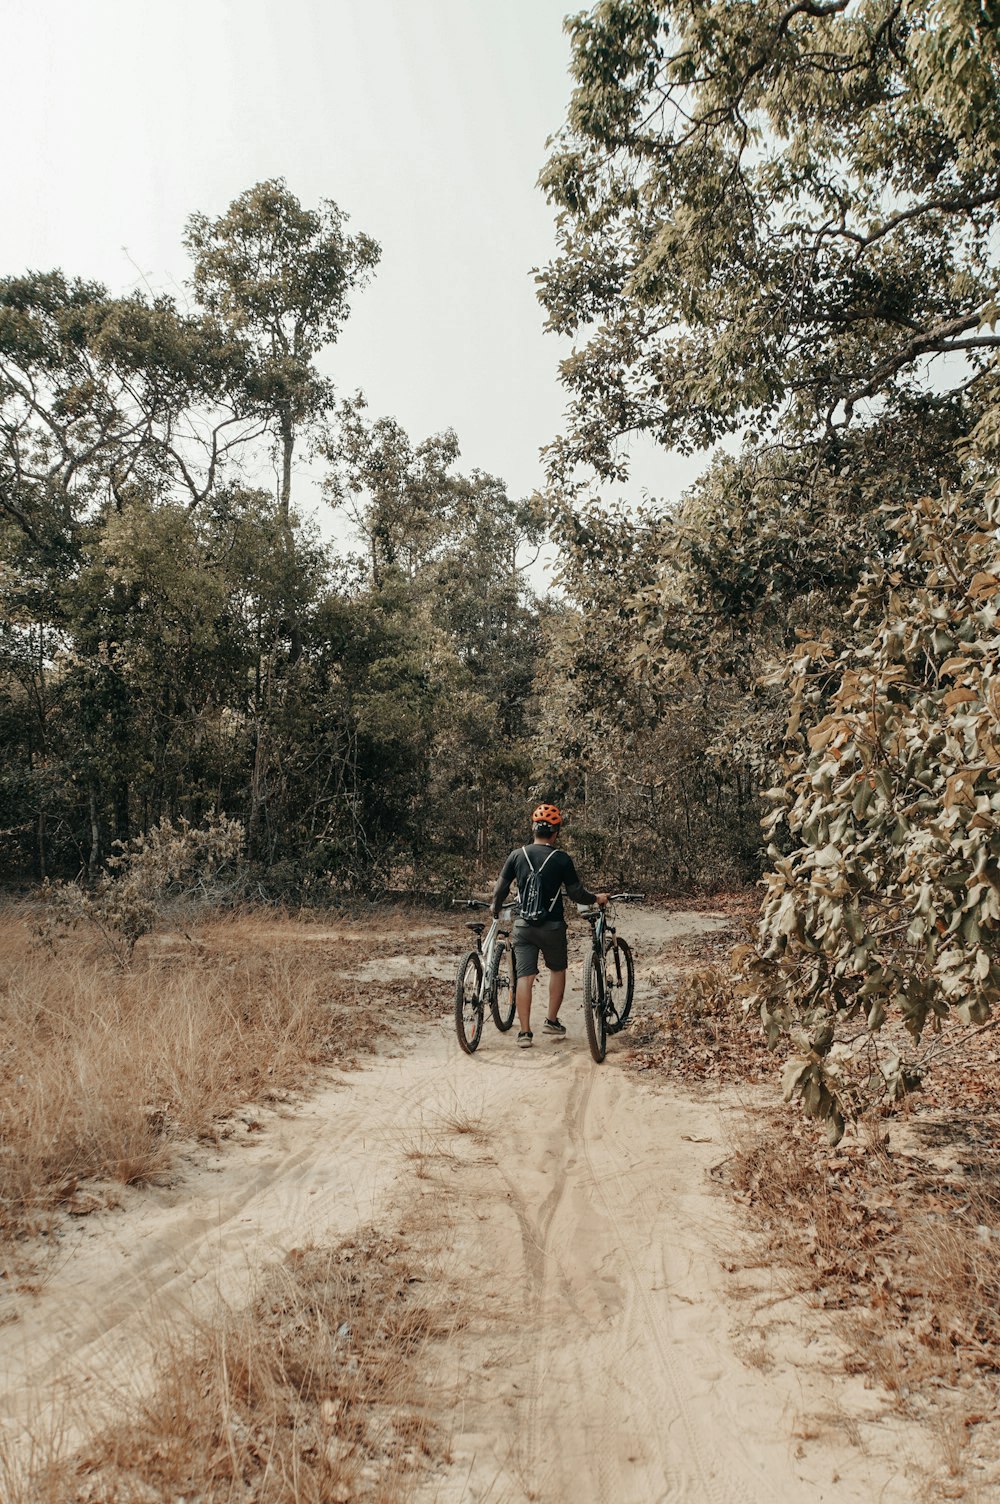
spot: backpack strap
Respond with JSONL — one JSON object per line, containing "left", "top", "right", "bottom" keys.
{"left": 522, "top": 846, "right": 558, "bottom": 876}
{"left": 521, "top": 846, "right": 560, "bottom": 913}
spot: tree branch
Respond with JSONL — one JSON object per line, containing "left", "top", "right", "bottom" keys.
{"left": 813, "top": 188, "right": 1000, "bottom": 254}
{"left": 837, "top": 310, "right": 1000, "bottom": 421}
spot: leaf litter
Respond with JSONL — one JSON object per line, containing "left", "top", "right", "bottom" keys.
{"left": 623, "top": 890, "right": 1000, "bottom": 1496}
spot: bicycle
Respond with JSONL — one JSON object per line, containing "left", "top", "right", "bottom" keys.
{"left": 579, "top": 894, "right": 644, "bottom": 1063}
{"left": 453, "top": 900, "right": 517, "bottom": 1054}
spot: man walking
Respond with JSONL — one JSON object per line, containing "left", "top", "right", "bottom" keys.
{"left": 491, "top": 804, "right": 607, "bottom": 1048}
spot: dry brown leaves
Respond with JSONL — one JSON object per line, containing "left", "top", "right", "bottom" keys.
{"left": 26, "top": 1228, "right": 453, "bottom": 1504}
{"left": 624, "top": 891, "right": 775, "bottom": 1087}
{"left": 625, "top": 888, "right": 1000, "bottom": 1487}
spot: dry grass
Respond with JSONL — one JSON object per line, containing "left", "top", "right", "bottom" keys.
{"left": 11, "top": 1227, "right": 454, "bottom": 1504}
{"left": 727, "top": 1109, "right": 1000, "bottom": 1486}
{"left": 0, "top": 909, "right": 387, "bottom": 1243}
{"left": 623, "top": 897, "right": 1000, "bottom": 1487}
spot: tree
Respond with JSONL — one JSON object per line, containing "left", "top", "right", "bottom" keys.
{"left": 536, "top": 494, "right": 769, "bottom": 888}
{"left": 184, "top": 182, "right": 380, "bottom": 853}
{"left": 326, "top": 407, "right": 546, "bottom": 872}
{"left": 327, "top": 404, "right": 465, "bottom": 587}
{"left": 186, "top": 180, "right": 380, "bottom": 533}
{"left": 538, "top": 0, "right": 1000, "bottom": 481}
{"left": 0, "top": 272, "right": 259, "bottom": 869}
{"left": 0, "top": 185, "right": 543, "bottom": 895}
{"left": 746, "top": 478, "right": 1000, "bottom": 1141}
{"left": 534, "top": 2, "right": 1000, "bottom": 1121}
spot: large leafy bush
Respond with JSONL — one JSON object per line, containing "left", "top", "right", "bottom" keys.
{"left": 749, "top": 482, "right": 1000, "bottom": 1139}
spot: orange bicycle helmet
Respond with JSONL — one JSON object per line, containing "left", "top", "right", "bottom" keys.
{"left": 532, "top": 803, "right": 563, "bottom": 827}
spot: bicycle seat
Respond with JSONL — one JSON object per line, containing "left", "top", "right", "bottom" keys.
{"left": 465, "top": 921, "right": 486, "bottom": 934}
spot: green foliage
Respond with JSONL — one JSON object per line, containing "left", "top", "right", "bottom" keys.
{"left": 186, "top": 179, "right": 381, "bottom": 524}
{"left": 534, "top": 496, "right": 764, "bottom": 889}
{"left": 0, "top": 184, "right": 541, "bottom": 896}
{"left": 37, "top": 814, "right": 244, "bottom": 966}
{"left": 539, "top": 0, "right": 1000, "bottom": 480}
{"left": 537, "top": 0, "right": 1000, "bottom": 1131}
{"left": 746, "top": 482, "right": 1000, "bottom": 1139}
{"left": 186, "top": 180, "right": 379, "bottom": 366}
{"left": 323, "top": 408, "right": 544, "bottom": 883}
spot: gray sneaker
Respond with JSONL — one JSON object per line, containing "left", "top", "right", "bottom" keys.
{"left": 517, "top": 1030, "right": 533, "bottom": 1048}
{"left": 543, "top": 1017, "right": 567, "bottom": 1038}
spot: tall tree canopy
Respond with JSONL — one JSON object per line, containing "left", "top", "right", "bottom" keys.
{"left": 538, "top": 0, "right": 1000, "bottom": 480}
{"left": 186, "top": 179, "right": 381, "bottom": 527}
{"left": 536, "top": 1, "right": 1000, "bottom": 1133}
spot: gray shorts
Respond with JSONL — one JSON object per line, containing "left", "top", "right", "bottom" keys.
{"left": 512, "top": 920, "right": 568, "bottom": 977}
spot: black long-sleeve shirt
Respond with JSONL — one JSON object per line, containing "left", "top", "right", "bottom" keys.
{"left": 491, "top": 843, "right": 596, "bottom": 925}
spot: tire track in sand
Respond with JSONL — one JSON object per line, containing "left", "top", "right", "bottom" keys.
{"left": 412, "top": 992, "right": 920, "bottom": 1504}
{"left": 3, "top": 908, "right": 928, "bottom": 1504}
{"left": 419, "top": 1030, "right": 731, "bottom": 1504}
{"left": 0, "top": 1048, "right": 450, "bottom": 1460}
{"left": 495, "top": 1063, "right": 601, "bottom": 1501}
{"left": 574, "top": 1065, "right": 758, "bottom": 1504}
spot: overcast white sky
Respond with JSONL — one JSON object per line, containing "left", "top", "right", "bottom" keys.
{"left": 1, "top": 0, "right": 705, "bottom": 536}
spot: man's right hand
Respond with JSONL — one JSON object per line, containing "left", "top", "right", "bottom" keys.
{"left": 596, "top": 892, "right": 609, "bottom": 907}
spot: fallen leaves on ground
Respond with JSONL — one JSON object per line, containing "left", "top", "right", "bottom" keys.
{"left": 624, "top": 891, "right": 773, "bottom": 1086}
{"left": 626, "top": 889, "right": 1000, "bottom": 1491}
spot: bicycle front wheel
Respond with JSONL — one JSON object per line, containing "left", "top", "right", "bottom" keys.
{"left": 455, "top": 951, "right": 485, "bottom": 1054}
{"left": 604, "top": 936, "right": 635, "bottom": 1035}
{"left": 488, "top": 940, "right": 517, "bottom": 1032}
{"left": 583, "top": 949, "right": 607, "bottom": 1063}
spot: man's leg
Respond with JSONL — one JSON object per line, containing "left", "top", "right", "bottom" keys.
{"left": 546, "top": 968, "right": 567, "bottom": 1022}
{"left": 516, "top": 972, "right": 535, "bottom": 1033}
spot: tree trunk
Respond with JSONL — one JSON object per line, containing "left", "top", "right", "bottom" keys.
{"left": 278, "top": 409, "right": 294, "bottom": 528}
{"left": 248, "top": 650, "right": 270, "bottom": 861}
{"left": 278, "top": 407, "right": 303, "bottom": 664}
{"left": 114, "top": 779, "right": 130, "bottom": 843}
{"left": 88, "top": 787, "right": 101, "bottom": 879}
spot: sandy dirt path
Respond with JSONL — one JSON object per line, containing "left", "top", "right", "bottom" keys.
{"left": 406, "top": 1010, "right": 927, "bottom": 1504}
{"left": 0, "top": 908, "right": 930, "bottom": 1500}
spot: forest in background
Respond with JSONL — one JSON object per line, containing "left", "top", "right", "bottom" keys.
{"left": 3, "top": 0, "right": 1000, "bottom": 1128}
{"left": 0, "top": 189, "right": 759, "bottom": 898}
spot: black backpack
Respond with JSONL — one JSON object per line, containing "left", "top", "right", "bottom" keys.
{"left": 519, "top": 846, "right": 559, "bottom": 924}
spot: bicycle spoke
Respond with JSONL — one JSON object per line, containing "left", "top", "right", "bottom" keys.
{"left": 454, "top": 951, "right": 485, "bottom": 1054}
{"left": 583, "top": 948, "right": 607, "bottom": 1063}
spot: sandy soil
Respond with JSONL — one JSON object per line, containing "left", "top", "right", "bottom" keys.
{"left": 0, "top": 907, "right": 935, "bottom": 1500}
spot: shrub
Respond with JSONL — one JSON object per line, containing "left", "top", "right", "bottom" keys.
{"left": 36, "top": 814, "right": 244, "bottom": 966}
{"left": 746, "top": 483, "right": 1000, "bottom": 1140}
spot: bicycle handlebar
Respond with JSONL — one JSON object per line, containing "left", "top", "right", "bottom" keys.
{"left": 578, "top": 893, "right": 645, "bottom": 918}
{"left": 579, "top": 893, "right": 645, "bottom": 905}
{"left": 453, "top": 899, "right": 515, "bottom": 912}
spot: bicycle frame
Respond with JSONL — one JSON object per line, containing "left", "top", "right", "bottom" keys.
{"left": 580, "top": 893, "right": 642, "bottom": 957}
{"left": 453, "top": 899, "right": 518, "bottom": 1051}
{"left": 474, "top": 908, "right": 514, "bottom": 974}
{"left": 579, "top": 893, "right": 644, "bottom": 1062}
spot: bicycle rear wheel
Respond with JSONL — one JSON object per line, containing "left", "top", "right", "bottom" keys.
{"left": 488, "top": 940, "right": 517, "bottom": 1032}
{"left": 583, "top": 948, "right": 607, "bottom": 1063}
{"left": 455, "top": 951, "right": 485, "bottom": 1054}
{"left": 604, "top": 936, "right": 634, "bottom": 1035}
